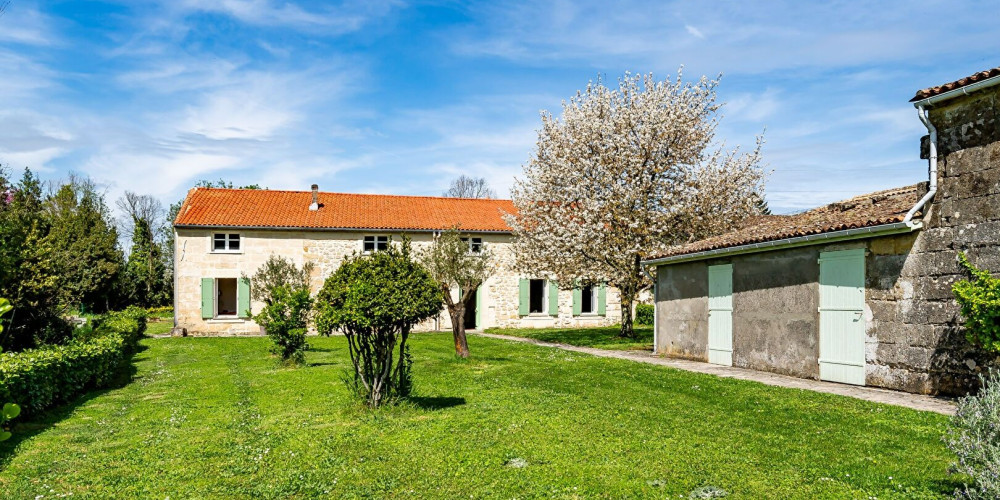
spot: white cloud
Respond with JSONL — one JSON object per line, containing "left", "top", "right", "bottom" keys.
{"left": 172, "top": 0, "right": 403, "bottom": 32}
{"left": 685, "top": 25, "right": 705, "bottom": 39}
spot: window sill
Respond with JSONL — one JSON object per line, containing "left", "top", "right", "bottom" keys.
{"left": 575, "top": 314, "right": 604, "bottom": 319}
{"left": 523, "top": 314, "right": 554, "bottom": 319}
{"left": 208, "top": 317, "right": 246, "bottom": 323}
{"left": 210, "top": 250, "right": 243, "bottom": 255}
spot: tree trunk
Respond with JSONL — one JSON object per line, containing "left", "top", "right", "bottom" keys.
{"left": 451, "top": 307, "right": 470, "bottom": 358}
{"left": 619, "top": 297, "right": 635, "bottom": 339}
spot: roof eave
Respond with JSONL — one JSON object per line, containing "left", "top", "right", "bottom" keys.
{"left": 172, "top": 223, "right": 513, "bottom": 234}
{"left": 642, "top": 221, "right": 920, "bottom": 267}
{"left": 911, "top": 73, "right": 1000, "bottom": 108}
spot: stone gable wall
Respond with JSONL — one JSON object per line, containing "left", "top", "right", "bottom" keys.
{"left": 866, "top": 85, "right": 1000, "bottom": 394}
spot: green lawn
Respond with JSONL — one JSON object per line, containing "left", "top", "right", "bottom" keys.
{"left": 485, "top": 324, "right": 654, "bottom": 350}
{"left": 0, "top": 333, "right": 956, "bottom": 498}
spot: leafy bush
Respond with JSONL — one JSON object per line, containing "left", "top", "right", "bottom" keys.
{"left": 249, "top": 256, "right": 314, "bottom": 364}
{"left": 0, "top": 402, "right": 20, "bottom": 441}
{"left": 248, "top": 255, "right": 314, "bottom": 306}
{"left": 255, "top": 287, "right": 312, "bottom": 365}
{"left": 635, "top": 303, "right": 654, "bottom": 325}
{"left": 946, "top": 369, "right": 1000, "bottom": 499}
{"left": 953, "top": 252, "right": 1000, "bottom": 352}
{"left": 315, "top": 239, "right": 442, "bottom": 407}
{"left": 0, "top": 307, "right": 146, "bottom": 415}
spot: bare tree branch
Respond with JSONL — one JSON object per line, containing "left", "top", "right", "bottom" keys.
{"left": 443, "top": 175, "right": 496, "bottom": 199}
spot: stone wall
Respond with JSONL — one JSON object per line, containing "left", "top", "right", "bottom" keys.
{"left": 174, "top": 229, "right": 621, "bottom": 335}
{"left": 655, "top": 261, "right": 709, "bottom": 359}
{"left": 653, "top": 83, "right": 1000, "bottom": 395}
{"left": 866, "top": 85, "right": 1000, "bottom": 395}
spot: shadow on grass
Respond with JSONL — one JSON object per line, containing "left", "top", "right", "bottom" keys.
{"left": 486, "top": 326, "right": 654, "bottom": 349}
{"left": 0, "top": 340, "right": 145, "bottom": 470}
{"left": 407, "top": 396, "right": 466, "bottom": 410}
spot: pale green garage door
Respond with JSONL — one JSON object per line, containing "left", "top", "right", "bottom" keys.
{"left": 818, "top": 248, "right": 866, "bottom": 385}
{"left": 708, "top": 264, "right": 733, "bottom": 366}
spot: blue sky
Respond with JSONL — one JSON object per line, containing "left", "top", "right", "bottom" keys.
{"left": 1, "top": 1, "right": 998, "bottom": 214}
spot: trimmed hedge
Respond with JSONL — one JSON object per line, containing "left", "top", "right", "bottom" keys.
{"left": 635, "top": 303, "right": 654, "bottom": 325}
{"left": 0, "top": 307, "right": 147, "bottom": 415}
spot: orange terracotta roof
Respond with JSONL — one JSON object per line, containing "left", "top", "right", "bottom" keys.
{"left": 911, "top": 66, "right": 1000, "bottom": 102}
{"left": 174, "top": 188, "right": 516, "bottom": 232}
{"left": 650, "top": 184, "right": 922, "bottom": 260}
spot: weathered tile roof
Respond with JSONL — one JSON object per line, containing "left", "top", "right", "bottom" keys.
{"left": 911, "top": 66, "right": 1000, "bottom": 102}
{"left": 174, "top": 188, "right": 517, "bottom": 232}
{"left": 651, "top": 184, "right": 922, "bottom": 259}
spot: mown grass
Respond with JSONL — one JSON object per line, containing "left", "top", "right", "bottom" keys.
{"left": 485, "top": 324, "right": 655, "bottom": 351}
{"left": 0, "top": 333, "right": 957, "bottom": 498}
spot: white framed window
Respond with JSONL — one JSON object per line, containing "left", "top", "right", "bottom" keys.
{"left": 212, "top": 233, "right": 241, "bottom": 253}
{"left": 580, "top": 285, "right": 597, "bottom": 314}
{"left": 363, "top": 235, "right": 389, "bottom": 253}
{"left": 460, "top": 237, "right": 483, "bottom": 253}
{"left": 528, "top": 278, "right": 547, "bottom": 314}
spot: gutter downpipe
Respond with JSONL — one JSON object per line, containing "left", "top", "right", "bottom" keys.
{"left": 904, "top": 105, "right": 936, "bottom": 227}
{"left": 906, "top": 73, "right": 1000, "bottom": 226}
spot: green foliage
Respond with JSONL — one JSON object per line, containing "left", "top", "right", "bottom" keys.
{"left": 946, "top": 369, "right": 1000, "bottom": 499}
{"left": 255, "top": 288, "right": 312, "bottom": 365}
{"left": 953, "top": 252, "right": 1000, "bottom": 353}
{"left": 0, "top": 168, "right": 72, "bottom": 350}
{"left": 247, "top": 255, "right": 314, "bottom": 306}
{"left": 315, "top": 238, "right": 442, "bottom": 406}
{"left": 248, "top": 256, "right": 314, "bottom": 364}
{"left": 635, "top": 303, "right": 654, "bottom": 325}
{"left": 0, "top": 402, "right": 20, "bottom": 442}
{"left": 0, "top": 169, "right": 129, "bottom": 350}
{"left": 0, "top": 307, "right": 146, "bottom": 415}
{"left": 43, "top": 179, "right": 123, "bottom": 313}
{"left": 125, "top": 218, "right": 169, "bottom": 307}
{"left": 0, "top": 299, "right": 16, "bottom": 442}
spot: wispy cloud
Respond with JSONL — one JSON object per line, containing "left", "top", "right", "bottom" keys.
{"left": 685, "top": 25, "right": 705, "bottom": 39}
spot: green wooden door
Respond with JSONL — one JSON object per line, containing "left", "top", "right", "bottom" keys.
{"left": 708, "top": 264, "right": 733, "bottom": 366}
{"left": 819, "top": 248, "right": 866, "bottom": 386}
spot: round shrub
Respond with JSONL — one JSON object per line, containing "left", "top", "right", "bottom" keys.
{"left": 635, "top": 303, "right": 654, "bottom": 325}
{"left": 315, "top": 238, "right": 442, "bottom": 407}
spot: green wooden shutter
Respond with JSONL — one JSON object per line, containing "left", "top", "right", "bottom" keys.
{"left": 201, "top": 278, "right": 214, "bottom": 319}
{"left": 238, "top": 278, "right": 251, "bottom": 318}
{"left": 572, "top": 282, "right": 582, "bottom": 316}
{"left": 518, "top": 279, "right": 529, "bottom": 316}
{"left": 548, "top": 281, "right": 559, "bottom": 317}
{"left": 475, "top": 285, "right": 483, "bottom": 329}
{"left": 597, "top": 284, "right": 607, "bottom": 316}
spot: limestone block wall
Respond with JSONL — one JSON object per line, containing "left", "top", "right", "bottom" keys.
{"left": 174, "top": 228, "right": 622, "bottom": 335}
{"left": 865, "top": 85, "right": 1000, "bottom": 395}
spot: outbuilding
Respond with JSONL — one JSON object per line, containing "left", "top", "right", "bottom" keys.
{"left": 644, "top": 66, "right": 1000, "bottom": 395}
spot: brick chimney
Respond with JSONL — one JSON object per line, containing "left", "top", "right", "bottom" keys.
{"left": 309, "top": 184, "right": 319, "bottom": 211}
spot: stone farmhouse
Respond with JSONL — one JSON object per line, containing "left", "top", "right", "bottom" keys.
{"left": 172, "top": 188, "right": 621, "bottom": 335}
{"left": 645, "top": 66, "right": 1000, "bottom": 395}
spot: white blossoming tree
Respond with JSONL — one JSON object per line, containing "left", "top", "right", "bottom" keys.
{"left": 507, "top": 71, "right": 766, "bottom": 339}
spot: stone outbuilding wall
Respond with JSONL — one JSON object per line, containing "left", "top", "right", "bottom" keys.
{"left": 174, "top": 229, "right": 621, "bottom": 335}
{"left": 654, "top": 83, "right": 1000, "bottom": 396}
{"left": 870, "top": 85, "right": 1000, "bottom": 394}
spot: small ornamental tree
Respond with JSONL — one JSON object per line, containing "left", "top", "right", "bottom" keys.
{"left": 247, "top": 256, "right": 315, "bottom": 364}
{"left": 315, "top": 239, "right": 442, "bottom": 407}
{"left": 507, "top": 71, "right": 766, "bottom": 339}
{"left": 419, "top": 228, "right": 495, "bottom": 358}
{"left": 953, "top": 252, "right": 1000, "bottom": 353}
